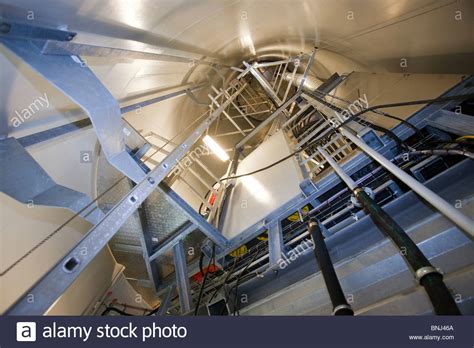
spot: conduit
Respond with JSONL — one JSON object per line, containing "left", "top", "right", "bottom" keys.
{"left": 340, "top": 127, "right": 474, "bottom": 238}
{"left": 308, "top": 218, "right": 354, "bottom": 316}
{"left": 317, "top": 146, "right": 461, "bottom": 315}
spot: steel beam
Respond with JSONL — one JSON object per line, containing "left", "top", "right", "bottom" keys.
{"left": 340, "top": 127, "right": 474, "bottom": 237}
{"left": 158, "top": 184, "right": 228, "bottom": 247}
{"left": 243, "top": 61, "right": 282, "bottom": 105}
{"left": 4, "top": 82, "right": 245, "bottom": 315}
{"left": 426, "top": 109, "right": 474, "bottom": 136}
{"left": 297, "top": 48, "right": 316, "bottom": 92}
{"left": 268, "top": 220, "right": 284, "bottom": 267}
{"left": 173, "top": 241, "right": 192, "bottom": 314}
{"left": 235, "top": 92, "right": 301, "bottom": 149}
{"left": 254, "top": 59, "right": 293, "bottom": 68}
{"left": 121, "top": 83, "right": 207, "bottom": 114}
{"left": 149, "top": 222, "right": 195, "bottom": 262}
{"left": 156, "top": 286, "right": 174, "bottom": 316}
{"left": 0, "top": 138, "right": 103, "bottom": 225}
{"left": 281, "top": 104, "right": 311, "bottom": 129}
{"left": 16, "top": 83, "right": 204, "bottom": 147}
{"left": 39, "top": 40, "right": 223, "bottom": 66}
{"left": 1, "top": 38, "right": 147, "bottom": 183}
{"left": 134, "top": 189, "right": 162, "bottom": 292}
{"left": 0, "top": 20, "right": 76, "bottom": 41}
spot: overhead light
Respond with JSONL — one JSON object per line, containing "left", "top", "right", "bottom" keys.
{"left": 203, "top": 135, "right": 229, "bottom": 161}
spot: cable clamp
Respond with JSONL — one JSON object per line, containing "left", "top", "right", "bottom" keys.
{"left": 351, "top": 187, "right": 374, "bottom": 207}
{"left": 415, "top": 266, "right": 443, "bottom": 283}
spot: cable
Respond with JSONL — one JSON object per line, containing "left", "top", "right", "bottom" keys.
{"left": 232, "top": 245, "right": 262, "bottom": 315}
{"left": 101, "top": 306, "right": 134, "bottom": 316}
{"left": 219, "top": 134, "right": 332, "bottom": 182}
{"left": 304, "top": 91, "right": 411, "bottom": 151}
{"left": 214, "top": 245, "right": 263, "bottom": 315}
{"left": 361, "top": 119, "right": 408, "bottom": 152}
{"left": 309, "top": 88, "right": 424, "bottom": 138}
{"left": 198, "top": 182, "right": 218, "bottom": 216}
{"left": 101, "top": 303, "right": 161, "bottom": 316}
{"left": 306, "top": 90, "right": 474, "bottom": 149}
{"left": 218, "top": 129, "right": 339, "bottom": 183}
{"left": 219, "top": 152, "right": 296, "bottom": 182}
{"left": 207, "top": 257, "right": 238, "bottom": 305}
{"left": 337, "top": 93, "right": 474, "bottom": 129}
{"left": 194, "top": 244, "right": 216, "bottom": 315}
{"left": 217, "top": 91, "right": 466, "bottom": 184}
{"left": 402, "top": 148, "right": 474, "bottom": 160}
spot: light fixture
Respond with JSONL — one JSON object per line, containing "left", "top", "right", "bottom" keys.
{"left": 203, "top": 135, "right": 229, "bottom": 161}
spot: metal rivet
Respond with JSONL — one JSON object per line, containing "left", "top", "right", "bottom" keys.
{"left": 0, "top": 23, "right": 11, "bottom": 34}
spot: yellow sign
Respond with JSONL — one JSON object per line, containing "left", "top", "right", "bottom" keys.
{"left": 287, "top": 205, "right": 309, "bottom": 221}
{"left": 229, "top": 245, "right": 248, "bottom": 257}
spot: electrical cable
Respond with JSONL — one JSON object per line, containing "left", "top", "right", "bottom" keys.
{"left": 309, "top": 88, "right": 424, "bottom": 139}
{"left": 218, "top": 132, "right": 334, "bottom": 182}
{"left": 101, "top": 303, "right": 162, "bottom": 316}
{"left": 207, "top": 257, "right": 238, "bottom": 305}
{"left": 101, "top": 306, "right": 134, "bottom": 316}
{"left": 337, "top": 93, "right": 474, "bottom": 129}
{"left": 194, "top": 244, "right": 216, "bottom": 315}
{"left": 232, "top": 245, "right": 262, "bottom": 315}
{"left": 360, "top": 119, "right": 408, "bottom": 152}
{"left": 218, "top": 94, "right": 474, "bottom": 184}
{"left": 306, "top": 91, "right": 474, "bottom": 149}
{"left": 215, "top": 245, "right": 263, "bottom": 315}
{"left": 304, "top": 91, "right": 411, "bottom": 151}
{"left": 219, "top": 152, "right": 297, "bottom": 182}
{"left": 198, "top": 182, "right": 218, "bottom": 216}
{"left": 402, "top": 148, "right": 474, "bottom": 160}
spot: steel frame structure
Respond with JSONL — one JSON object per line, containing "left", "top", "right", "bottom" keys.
{"left": 3, "top": 20, "right": 474, "bottom": 315}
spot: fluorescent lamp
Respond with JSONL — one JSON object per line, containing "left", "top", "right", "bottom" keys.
{"left": 203, "top": 135, "right": 229, "bottom": 161}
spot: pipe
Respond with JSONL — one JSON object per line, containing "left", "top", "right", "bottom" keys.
{"left": 354, "top": 188, "right": 461, "bottom": 315}
{"left": 317, "top": 147, "right": 461, "bottom": 315}
{"left": 284, "top": 73, "right": 323, "bottom": 91}
{"left": 402, "top": 149, "right": 474, "bottom": 160}
{"left": 340, "top": 127, "right": 474, "bottom": 238}
{"left": 317, "top": 146, "right": 357, "bottom": 190}
{"left": 308, "top": 219, "right": 354, "bottom": 315}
